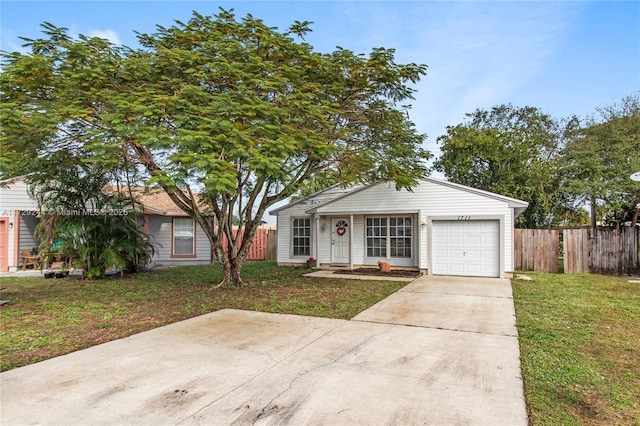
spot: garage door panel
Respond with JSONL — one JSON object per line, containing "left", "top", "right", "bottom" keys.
{"left": 482, "top": 235, "right": 496, "bottom": 244}
{"left": 466, "top": 235, "right": 482, "bottom": 245}
{"left": 466, "top": 249, "right": 482, "bottom": 259}
{"left": 466, "top": 264, "right": 484, "bottom": 274}
{"left": 449, "top": 249, "right": 465, "bottom": 258}
{"left": 432, "top": 220, "right": 500, "bottom": 278}
{"left": 450, "top": 235, "right": 465, "bottom": 245}
{"left": 465, "top": 221, "right": 483, "bottom": 231}
{"left": 433, "top": 235, "right": 448, "bottom": 245}
{"left": 449, "top": 222, "right": 464, "bottom": 231}
{"left": 449, "top": 264, "right": 465, "bottom": 274}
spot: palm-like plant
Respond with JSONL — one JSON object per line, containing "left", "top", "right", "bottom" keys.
{"left": 32, "top": 165, "right": 154, "bottom": 279}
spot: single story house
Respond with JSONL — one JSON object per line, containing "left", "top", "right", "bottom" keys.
{"left": 0, "top": 178, "right": 213, "bottom": 272}
{"left": 270, "top": 178, "right": 528, "bottom": 278}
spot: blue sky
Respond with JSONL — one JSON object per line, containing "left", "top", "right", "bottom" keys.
{"left": 1, "top": 0, "right": 639, "bottom": 157}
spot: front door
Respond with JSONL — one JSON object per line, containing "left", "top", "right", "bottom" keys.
{"left": 331, "top": 218, "right": 350, "bottom": 264}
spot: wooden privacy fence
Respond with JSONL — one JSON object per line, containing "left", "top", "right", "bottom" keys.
{"left": 221, "top": 227, "right": 277, "bottom": 260}
{"left": 515, "top": 227, "right": 640, "bottom": 275}
{"left": 562, "top": 228, "right": 589, "bottom": 274}
{"left": 514, "top": 229, "right": 560, "bottom": 273}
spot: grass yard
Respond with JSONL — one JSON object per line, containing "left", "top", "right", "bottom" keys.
{"left": 513, "top": 273, "right": 640, "bottom": 425}
{"left": 0, "top": 261, "right": 407, "bottom": 371}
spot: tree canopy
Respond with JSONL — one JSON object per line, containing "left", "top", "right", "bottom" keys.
{"left": 434, "top": 104, "right": 569, "bottom": 228}
{"left": 434, "top": 96, "right": 640, "bottom": 229}
{"left": 562, "top": 94, "right": 640, "bottom": 228}
{"left": 0, "top": 10, "right": 430, "bottom": 285}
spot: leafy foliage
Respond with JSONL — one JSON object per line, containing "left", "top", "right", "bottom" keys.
{"left": 434, "top": 104, "right": 570, "bottom": 227}
{"left": 1, "top": 9, "right": 429, "bottom": 285}
{"left": 434, "top": 97, "right": 640, "bottom": 229}
{"left": 562, "top": 93, "right": 640, "bottom": 228}
{"left": 31, "top": 166, "right": 155, "bottom": 279}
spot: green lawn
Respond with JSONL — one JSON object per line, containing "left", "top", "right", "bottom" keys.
{"left": 0, "top": 261, "right": 406, "bottom": 371}
{"left": 513, "top": 273, "right": 640, "bottom": 425}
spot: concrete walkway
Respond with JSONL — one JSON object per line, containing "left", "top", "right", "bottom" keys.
{"left": 0, "top": 275, "right": 528, "bottom": 425}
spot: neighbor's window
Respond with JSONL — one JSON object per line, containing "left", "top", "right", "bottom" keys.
{"left": 366, "top": 216, "right": 412, "bottom": 258}
{"left": 173, "top": 218, "right": 195, "bottom": 256}
{"left": 292, "top": 218, "right": 311, "bottom": 256}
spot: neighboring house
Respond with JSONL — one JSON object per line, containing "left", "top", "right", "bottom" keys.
{"left": 0, "top": 178, "right": 40, "bottom": 272}
{"left": 0, "top": 178, "right": 213, "bottom": 272}
{"left": 270, "top": 178, "right": 528, "bottom": 278}
{"left": 118, "top": 187, "right": 214, "bottom": 268}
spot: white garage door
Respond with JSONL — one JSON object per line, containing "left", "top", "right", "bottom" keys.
{"left": 432, "top": 220, "right": 500, "bottom": 277}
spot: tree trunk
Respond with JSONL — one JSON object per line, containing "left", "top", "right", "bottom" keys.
{"left": 227, "top": 257, "right": 244, "bottom": 286}
{"left": 213, "top": 245, "right": 245, "bottom": 287}
{"left": 214, "top": 216, "right": 263, "bottom": 287}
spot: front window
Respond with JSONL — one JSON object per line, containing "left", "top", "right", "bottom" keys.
{"left": 366, "top": 216, "right": 412, "bottom": 258}
{"left": 173, "top": 218, "right": 195, "bottom": 255}
{"left": 366, "top": 217, "right": 387, "bottom": 257}
{"left": 292, "top": 218, "right": 311, "bottom": 256}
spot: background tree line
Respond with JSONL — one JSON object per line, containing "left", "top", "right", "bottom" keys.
{"left": 434, "top": 93, "right": 640, "bottom": 229}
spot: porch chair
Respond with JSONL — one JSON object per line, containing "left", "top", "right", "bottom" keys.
{"left": 21, "top": 249, "right": 40, "bottom": 271}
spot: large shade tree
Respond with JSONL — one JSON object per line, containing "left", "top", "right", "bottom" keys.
{"left": 0, "top": 10, "right": 430, "bottom": 285}
{"left": 562, "top": 93, "right": 640, "bottom": 228}
{"left": 434, "top": 104, "right": 573, "bottom": 228}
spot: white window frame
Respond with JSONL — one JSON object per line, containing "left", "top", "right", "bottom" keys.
{"left": 172, "top": 217, "right": 195, "bottom": 257}
{"left": 365, "top": 215, "right": 413, "bottom": 259}
{"left": 291, "top": 217, "right": 311, "bottom": 257}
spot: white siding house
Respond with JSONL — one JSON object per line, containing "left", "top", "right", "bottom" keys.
{"left": 0, "top": 179, "right": 213, "bottom": 272}
{"left": 270, "top": 178, "right": 528, "bottom": 278}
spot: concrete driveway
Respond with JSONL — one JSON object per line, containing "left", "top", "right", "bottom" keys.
{"left": 0, "top": 275, "right": 527, "bottom": 425}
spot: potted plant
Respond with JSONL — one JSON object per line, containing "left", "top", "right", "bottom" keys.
{"left": 306, "top": 256, "right": 317, "bottom": 268}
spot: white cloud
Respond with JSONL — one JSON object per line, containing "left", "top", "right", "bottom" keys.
{"left": 87, "top": 28, "right": 121, "bottom": 45}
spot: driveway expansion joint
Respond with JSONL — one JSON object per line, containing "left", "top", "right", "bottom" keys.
{"left": 350, "top": 317, "right": 519, "bottom": 337}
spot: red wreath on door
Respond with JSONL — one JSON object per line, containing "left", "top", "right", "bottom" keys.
{"left": 336, "top": 227, "right": 347, "bottom": 236}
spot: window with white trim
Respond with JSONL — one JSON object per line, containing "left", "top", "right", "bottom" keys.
{"left": 292, "top": 218, "right": 311, "bottom": 256}
{"left": 390, "top": 217, "right": 412, "bottom": 257}
{"left": 366, "top": 216, "right": 412, "bottom": 258}
{"left": 173, "top": 218, "right": 195, "bottom": 255}
{"left": 366, "top": 217, "right": 387, "bottom": 257}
